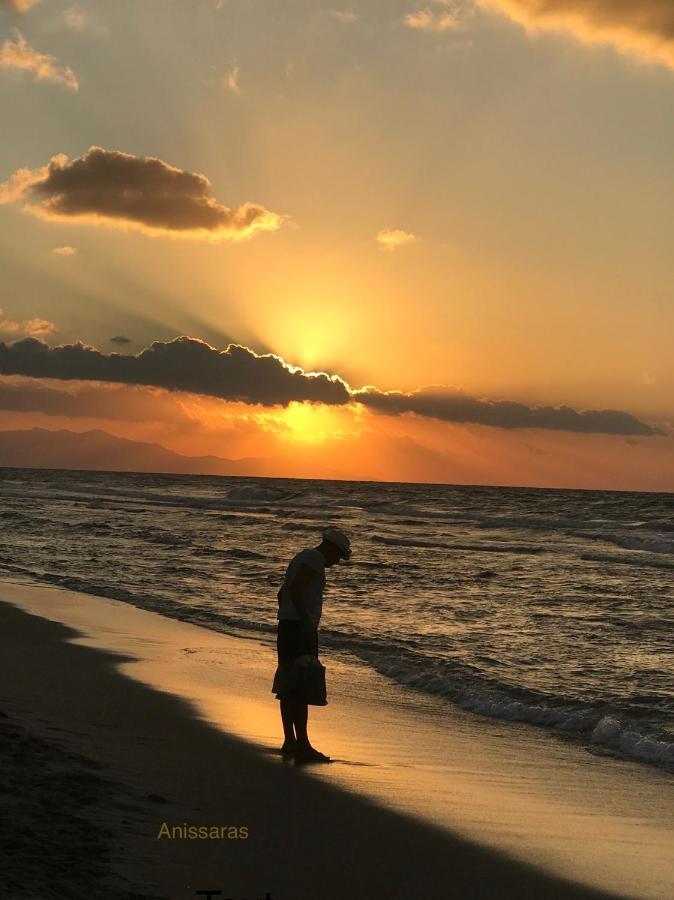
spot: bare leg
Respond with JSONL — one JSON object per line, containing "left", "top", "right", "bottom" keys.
{"left": 279, "top": 699, "right": 298, "bottom": 752}
{"left": 292, "top": 701, "right": 330, "bottom": 761}
{"left": 293, "top": 701, "right": 309, "bottom": 746}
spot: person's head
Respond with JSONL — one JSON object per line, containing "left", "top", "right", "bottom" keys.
{"left": 318, "top": 527, "right": 351, "bottom": 567}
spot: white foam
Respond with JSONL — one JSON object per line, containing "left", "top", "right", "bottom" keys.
{"left": 591, "top": 716, "right": 674, "bottom": 767}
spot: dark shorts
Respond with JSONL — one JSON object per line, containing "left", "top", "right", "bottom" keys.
{"left": 273, "top": 620, "right": 325, "bottom": 703}
{"left": 276, "top": 619, "right": 318, "bottom": 665}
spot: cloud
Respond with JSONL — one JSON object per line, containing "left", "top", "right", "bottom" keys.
{"left": 0, "top": 0, "right": 41, "bottom": 11}
{"left": 0, "top": 336, "right": 351, "bottom": 406}
{"left": 329, "top": 9, "right": 359, "bottom": 25}
{"left": 376, "top": 228, "right": 417, "bottom": 250}
{"left": 226, "top": 64, "right": 241, "bottom": 93}
{"left": 0, "top": 309, "right": 56, "bottom": 339}
{"left": 0, "top": 146, "right": 284, "bottom": 241}
{"left": 0, "top": 31, "right": 79, "bottom": 90}
{"left": 110, "top": 335, "right": 131, "bottom": 345}
{"left": 478, "top": 0, "right": 674, "bottom": 70}
{"left": 62, "top": 5, "right": 106, "bottom": 35}
{"left": 354, "top": 385, "right": 662, "bottom": 436}
{"left": 51, "top": 245, "right": 77, "bottom": 255}
{"left": 0, "top": 335, "right": 661, "bottom": 436}
{"left": 405, "top": 7, "right": 459, "bottom": 32}
{"left": 0, "top": 375, "right": 189, "bottom": 422}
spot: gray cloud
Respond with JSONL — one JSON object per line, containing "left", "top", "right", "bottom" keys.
{"left": 110, "top": 335, "right": 131, "bottom": 344}
{"left": 0, "top": 336, "right": 660, "bottom": 436}
{"left": 480, "top": 0, "right": 674, "bottom": 69}
{"left": 0, "top": 336, "right": 351, "bottom": 406}
{"left": 0, "top": 146, "right": 283, "bottom": 240}
{"left": 354, "top": 386, "right": 661, "bottom": 436}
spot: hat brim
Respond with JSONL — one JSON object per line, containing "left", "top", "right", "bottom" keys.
{"left": 325, "top": 538, "right": 351, "bottom": 559}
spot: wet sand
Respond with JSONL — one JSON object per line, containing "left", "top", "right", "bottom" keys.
{"left": 1, "top": 578, "right": 672, "bottom": 899}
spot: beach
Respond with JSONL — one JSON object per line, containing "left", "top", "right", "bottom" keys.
{"left": 1, "top": 578, "right": 673, "bottom": 900}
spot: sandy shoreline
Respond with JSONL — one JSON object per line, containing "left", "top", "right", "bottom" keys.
{"left": 1, "top": 579, "right": 671, "bottom": 899}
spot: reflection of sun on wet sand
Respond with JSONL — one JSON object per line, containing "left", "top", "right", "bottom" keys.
{"left": 2, "top": 580, "right": 673, "bottom": 900}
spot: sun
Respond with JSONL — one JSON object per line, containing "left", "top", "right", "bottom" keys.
{"left": 278, "top": 403, "right": 336, "bottom": 444}
{"left": 274, "top": 402, "right": 363, "bottom": 445}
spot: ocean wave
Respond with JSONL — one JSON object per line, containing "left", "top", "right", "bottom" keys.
{"left": 476, "top": 515, "right": 674, "bottom": 557}
{"left": 226, "top": 485, "right": 297, "bottom": 503}
{"left": 3, "top": 482, "right": 294, "bottom": 514}
{"left": 218, "top": 513, "right": 273, "bottom": 525}
{"left": 344, "top": 641, "right": 674, "bottom": 772}
{"left": 476, "top": 514, "right": 585, "bottom": 533}
{"left": 280, "top": 522, "right": 321, "bottom": 533}
{"left": 362, "top": 503, "right": 473, "bottom": 524}
{"left": 590, "top": 716, "right": 674, "bottom": 768}
{"left": 372, "top": 534, "right": 543, "bottom": 554}
{"left": 580, "top": 552, "right": 674, "bottom": 571}
{"left": 589, "top": 533, "right": 674, "bottom": 555}
{"left": 192, "top": 547, "right": 266, "bottom": 561}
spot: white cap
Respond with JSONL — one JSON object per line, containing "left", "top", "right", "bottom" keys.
{"left": 322, "top": 526, "right": 352, "bottom": 559}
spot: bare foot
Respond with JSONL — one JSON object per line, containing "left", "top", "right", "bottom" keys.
{"left": 280, "top": 739, "right": 298, "bottom": 755}
{"left": 294, "top": 745, "right": 331, "bottom": 762}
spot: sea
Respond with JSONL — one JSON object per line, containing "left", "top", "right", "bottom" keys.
{"left": 1, "top": 468, "right": 672, "bottom": 773}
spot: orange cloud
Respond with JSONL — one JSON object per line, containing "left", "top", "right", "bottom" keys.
{"left": 0, "top": 309, "right": 56, "bottom": 339}
{"left": 479, "top": 0, "right": 674, "bottom": 70}
{"left": 0, "top": 0, "right": 42, "bottom": 11}
{"left": 405, "top": 7, "right": 459, "bottom": 33}
{"left": 0, "top": 31, "right": 78, "bottom": 89}
{"left": 3, "top": 385, "right": 670, "bottom": 491}
{"left": 375, "top": 228, "right": 417, "bottom": 250}
{"left": 0, "top": 375, "right": 186, "bottom": 422}
{"left": 226, "top": 65, "right": 241, "bottom": 93}
{"left": 0, "top": 361, "right": 671, "bottom": 493}
{"left": 0, "top": 146, "right": 284, "bottom": 241}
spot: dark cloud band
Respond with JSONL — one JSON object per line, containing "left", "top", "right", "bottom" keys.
{"left": 0, "top": 336, "right": 350, "bottom": 406}
{"left": 0, "top": 336, "right": 660, "bottom": 436}
{"left": 354, "top": 387, "right": 661, "bottom": 436}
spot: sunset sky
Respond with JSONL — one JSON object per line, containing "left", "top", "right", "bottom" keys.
{"left": 1, "top": 0, "right": 673, "bottom": 489}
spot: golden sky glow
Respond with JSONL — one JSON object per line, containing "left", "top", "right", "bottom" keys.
{"left": 0, "top": 0, "right": 672, "bottom": 489}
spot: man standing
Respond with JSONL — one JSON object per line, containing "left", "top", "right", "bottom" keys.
{"left": 273, "top": 526, "right": 351, "bottom": 762}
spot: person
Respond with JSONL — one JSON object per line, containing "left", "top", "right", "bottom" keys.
{"left": 273, "top": 526, "right": 351, "bottom": 762}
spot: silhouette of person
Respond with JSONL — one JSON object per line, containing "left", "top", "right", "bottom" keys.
{"left": 273, "top": 527, "right": 351, "bottom": 761}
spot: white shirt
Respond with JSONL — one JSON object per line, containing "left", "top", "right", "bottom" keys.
{"left": 277, "top": 548, "right": 326, "bottom": 626}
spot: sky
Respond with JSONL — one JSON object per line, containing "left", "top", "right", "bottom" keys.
{"left": 0, "top": 0, "right": 673, "bottom": 489}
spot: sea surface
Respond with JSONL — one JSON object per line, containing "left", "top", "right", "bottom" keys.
{"left": 1, "top": 468, "right": 672, "bottom": 773}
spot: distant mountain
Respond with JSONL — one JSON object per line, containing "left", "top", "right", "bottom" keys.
{"left": 0, "top": 428, "right": 344, "bottom": 480}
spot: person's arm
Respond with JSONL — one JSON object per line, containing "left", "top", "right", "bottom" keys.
{"left": 287, "top": 563, "right": 318, "bottom": 634}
